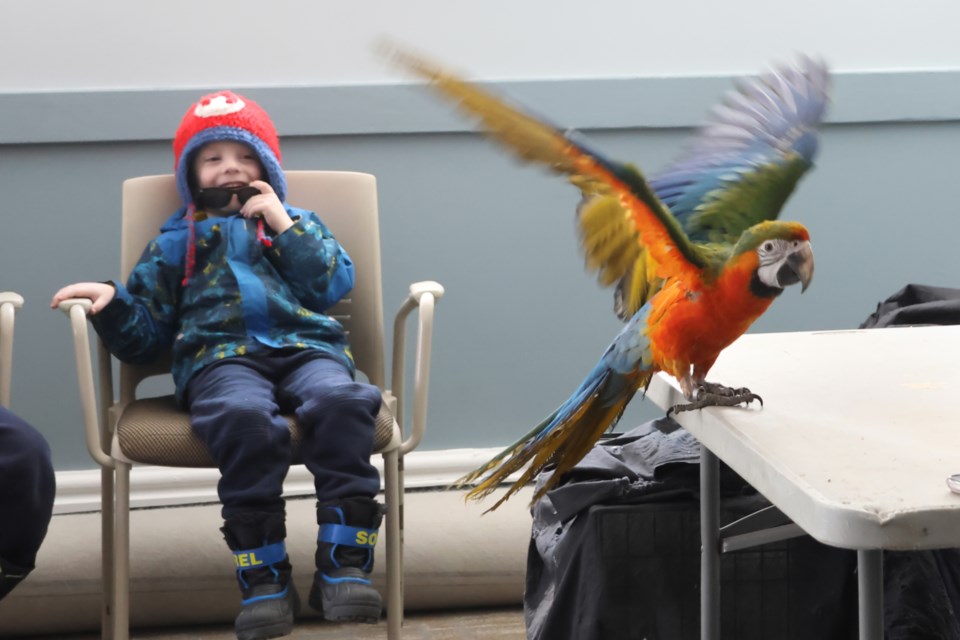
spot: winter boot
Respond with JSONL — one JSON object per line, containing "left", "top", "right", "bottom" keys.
{"left": 222, "top": 512, "right": 301, "bottom": 640}
{"left": 0, "top": 555, "right": 31, "bottom": 601}
{"left": 309, "top": 497, "right": 384, "bottom": 623}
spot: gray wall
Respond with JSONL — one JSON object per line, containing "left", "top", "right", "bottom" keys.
{"left": 2, "top": 72, "right": 959, "bottom": 469}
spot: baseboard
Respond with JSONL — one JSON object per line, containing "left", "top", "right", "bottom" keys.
{"left": 53, "top": 446, "right": 508, "bottom": 513}
{"left": 1, "top": 485, "right": 534, "bottom": 635}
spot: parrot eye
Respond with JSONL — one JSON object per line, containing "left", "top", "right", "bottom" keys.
{"left": 762, "top": 242, "right": 774, "bottom": 252}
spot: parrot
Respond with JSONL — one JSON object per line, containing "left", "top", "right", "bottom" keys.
{"left": 386, "top": 47, "right": 828, "bottom": 510}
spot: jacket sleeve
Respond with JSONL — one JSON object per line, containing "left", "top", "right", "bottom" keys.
{"left": 265, "top": 209, "right": 354, "bottom": 312}
{"left": 90, "top": 238, "right": 181, "bottom": 364}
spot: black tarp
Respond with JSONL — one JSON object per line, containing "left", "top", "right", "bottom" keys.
{"left": 525, "top": 284, "right": 960, "bottom": 639}
{"left": 860, "top": 284, "right": 960, "bottom": 329}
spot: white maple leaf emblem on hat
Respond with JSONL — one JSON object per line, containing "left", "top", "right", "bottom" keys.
{"left": 194, "top": 93, "right": 246, "bottom": 118}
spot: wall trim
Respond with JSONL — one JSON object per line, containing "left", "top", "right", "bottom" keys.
{"left": 4, "top": 69, "right": 960, "bottom": 145}
{"left": 52, "top": 446, "right": 509, "bottom": 514}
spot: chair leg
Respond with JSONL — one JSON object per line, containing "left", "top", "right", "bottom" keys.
{"left": 383, "top": 449, "right": 402, "bottom": 640}
{"left": 398, "top": 453, "right": 406, "bottom": 624}
{"left": 113, "top": 462, "right": 131, "bottom": 640}
{"left": 101, "top": 467, "right": 115, "bottom": 640}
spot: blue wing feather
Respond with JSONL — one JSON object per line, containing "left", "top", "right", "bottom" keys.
{"left": 650, "top": 56, "right": 830, "bottom": 244}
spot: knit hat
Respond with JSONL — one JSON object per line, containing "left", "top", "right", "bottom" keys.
{"left": 173, "top": 90, "right": 287, "bottom": 205}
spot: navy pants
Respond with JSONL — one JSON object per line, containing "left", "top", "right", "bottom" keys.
{"left": 0, "top": 406, "right": 55, "bottom": 596}
{"left": 186, "top": 350, "right": 381, "bottom": 519}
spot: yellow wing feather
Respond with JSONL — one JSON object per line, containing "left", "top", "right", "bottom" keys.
{"left": 385, "top": 44, "right": 706, "bottom": 300}
{"left": 384, "top": 44, "right": 709, "bottom": 510}
{"left": 577, "top": 195, "right": 642, "bottom": 287}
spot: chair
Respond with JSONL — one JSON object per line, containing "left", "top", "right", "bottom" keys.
{"left": 0, "top": 292, "right": 25, "bottom": 408}
{"left": 59, "top": 171, "right": 444, "bottom": 640}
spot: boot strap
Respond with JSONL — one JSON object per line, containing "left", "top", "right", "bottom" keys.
{"left": 233, "top": 541, "right": 287, "bottom": 570}
{"left": 318, "top": 523, "right": 379, "bottom": 549}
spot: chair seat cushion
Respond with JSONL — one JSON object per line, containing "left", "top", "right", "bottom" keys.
{"left": 116, "top": 395, "right": 397, "bottom": 467}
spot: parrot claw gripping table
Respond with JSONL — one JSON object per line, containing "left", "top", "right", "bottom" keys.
{"left": 645, "top": 326, "right": 960, "bottom": 640}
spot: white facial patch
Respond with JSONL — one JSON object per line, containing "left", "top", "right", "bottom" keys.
{"left": 756, "top": 238, "right": 808, "bottom": 289}
{"left": 757, "top": 239, "right": 790, "bottom": 267}
{"left": 755, "top": 239, "right": 789, "bottom": 287}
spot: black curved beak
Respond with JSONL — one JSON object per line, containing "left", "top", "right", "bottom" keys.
{"left": 777, "top": 242, "right": 814, "bottom": 292}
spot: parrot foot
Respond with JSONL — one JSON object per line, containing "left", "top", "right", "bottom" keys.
{"left": 667, "top": 384, "right": 763, "bottom": 417}
{"left": 697, "top": 381, "right": 757, "bottom": 398}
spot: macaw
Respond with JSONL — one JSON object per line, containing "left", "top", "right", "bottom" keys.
{"left": 388, "top": 48, "right": 828, "bottom": 510}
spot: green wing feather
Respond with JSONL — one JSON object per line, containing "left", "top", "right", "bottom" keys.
{"left": 622, "top": 56, "right": 830, "bottom": 318}
{"left": 681, "top": 156, "right": 813, "bottom": 246}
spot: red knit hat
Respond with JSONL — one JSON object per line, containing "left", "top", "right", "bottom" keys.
{"left": 172, "top": 90, "right": 286, "bottom": 205}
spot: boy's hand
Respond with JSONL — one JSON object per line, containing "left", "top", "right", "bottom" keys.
{"left": 50, "top": 282, "right": 116, "bottom": 315}
{"left": 240, "top": 180, "right": 292, "bottom": 235}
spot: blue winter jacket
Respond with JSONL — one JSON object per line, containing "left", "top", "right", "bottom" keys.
{"left": 91, "top": 205, "right": 355, "bottom": 404}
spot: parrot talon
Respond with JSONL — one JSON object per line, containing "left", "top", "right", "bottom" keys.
{"left": 698, "top": 382, "right": 752, "bottom": 398}
{"left": 667, "top": 389, "right": 763, "bottom": 417}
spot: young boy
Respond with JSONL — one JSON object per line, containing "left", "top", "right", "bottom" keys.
{"left": 51, "top": 91, "right": 384, "bottom": 640}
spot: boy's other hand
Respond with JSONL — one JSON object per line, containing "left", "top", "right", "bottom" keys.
{"left": 50, "top": 282, "right": 116, "bottom": 314}
{"left": 240, "top": 180, "right": 292, "bottom": 235}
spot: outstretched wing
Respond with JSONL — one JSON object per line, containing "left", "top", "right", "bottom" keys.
{"left": 651, "top": 56, "right": 830, "bottom": 245}
{"left": 385, "top": 45, "right": 710, "bottom": 297}
{"left": 609, "top": 57, "right": 831, "bottom": 320}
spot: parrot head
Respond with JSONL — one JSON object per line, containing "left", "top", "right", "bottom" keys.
{"left": 734, "top": 221, "right": 814, "bottom": 295}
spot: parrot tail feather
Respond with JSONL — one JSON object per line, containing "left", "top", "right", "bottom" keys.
{"left": 452, "top": 411, "right": 559, "bottom": 491}
{"left": 454, "top": 368, "right": 640, "bottom": 512}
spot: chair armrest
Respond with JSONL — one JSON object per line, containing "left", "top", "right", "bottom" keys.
{"left": 0, "top": 292, "right": 24, "bottom": 307}
{"left": 57, "top": 298, "right": 115, "bottom": 468}
{"left": 389, "top": 281, "right": 444, "bottom": 455}
{"left": 0, "top": 292, "right": 24, "bottom": 408}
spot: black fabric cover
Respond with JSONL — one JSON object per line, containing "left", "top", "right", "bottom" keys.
{"left": 860, "top": 283, "right": 960, "bottom": 328}
{"left": 525, "top": 422, "right": 862, "bottom": 640}
{"left": 864, "top": 283, "right": 960, "bottom": 639}
{"left": 525, "top": 284, "right": 960, "bottom": 640}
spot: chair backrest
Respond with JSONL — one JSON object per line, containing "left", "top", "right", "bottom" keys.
{"left": 117, "top": 171, "right": 386, "bottom": 398}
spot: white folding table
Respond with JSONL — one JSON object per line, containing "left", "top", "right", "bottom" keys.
{"left": 644, "top": 325, "right": 960, "bottom": 640}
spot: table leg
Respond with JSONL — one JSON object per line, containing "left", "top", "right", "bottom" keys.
{"left": 858, "top": 549, "right": 883, "bottom": 640}
{"left": 701, "top": 446, "right": 720, "bottom": 640}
